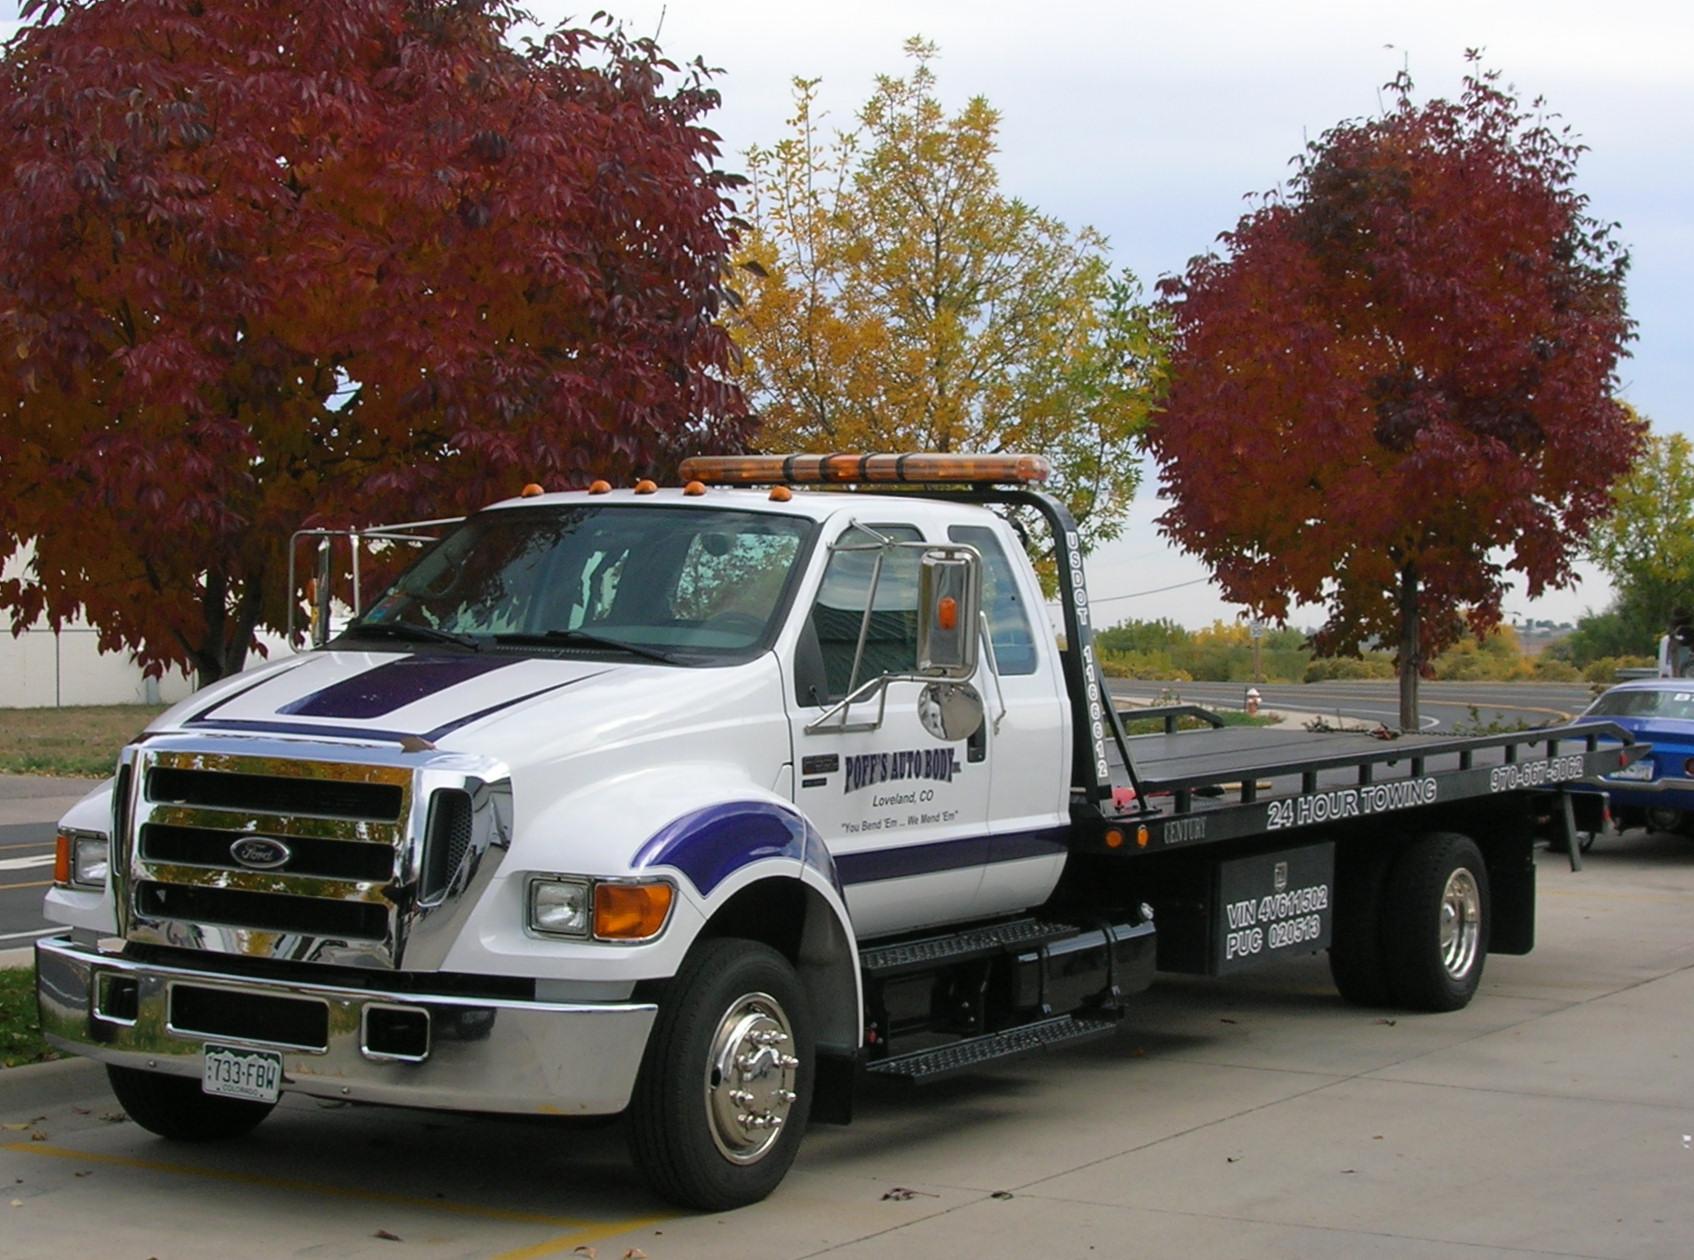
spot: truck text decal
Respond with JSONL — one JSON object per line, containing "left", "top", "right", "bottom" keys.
{"left": 845, "top": 748, "right": 961, "bottom": 793}
{"left": 1265, "top": 776, "right": 1439, "bottom": 831}
{"left": 1488, "top": 755, "right": 1584, "bottom": 792}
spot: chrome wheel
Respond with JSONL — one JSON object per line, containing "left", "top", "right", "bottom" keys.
{"left": 704, "top": 990, "right": 800, "bottom": 1165}
{"left": 1439, "top": 867, "right": 1482, "bottom": 981}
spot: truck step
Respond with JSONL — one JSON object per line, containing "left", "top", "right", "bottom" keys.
{"left": 858, "top": 918, "right": 1079, "bottom": 978}
{"left": 864, "top": 1014, "right": 1119, "bottom": 1084}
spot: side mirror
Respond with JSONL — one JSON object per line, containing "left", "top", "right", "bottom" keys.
{"left": 916, "top": 546, "right": 981, "bottom": 680}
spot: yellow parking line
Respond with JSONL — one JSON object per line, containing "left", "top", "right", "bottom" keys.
{"left": 490, "top": 1214, "right": 674, "bottom": 1260}
{"left": 5, "top": 1141, "right": 598, "bottom": 1228}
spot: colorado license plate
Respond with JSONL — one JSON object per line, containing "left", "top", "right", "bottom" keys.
{"left": 202, "top": 1045, "right": 282, "bottom": 1103}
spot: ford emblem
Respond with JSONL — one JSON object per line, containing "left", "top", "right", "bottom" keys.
{"left": 231, "top": 837, "right": 293, "bottom": 870}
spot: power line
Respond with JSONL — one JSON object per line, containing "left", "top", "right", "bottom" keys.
{"left": 1088, "top": 577, "right": 1214, "bottom": 605}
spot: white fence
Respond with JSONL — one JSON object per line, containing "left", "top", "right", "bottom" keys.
{"left": 0, "top": 626, "right": 196, "bottom": 709}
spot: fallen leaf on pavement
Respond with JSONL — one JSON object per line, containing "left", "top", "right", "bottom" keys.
{"left": 881, "top": 1187, "right": 938, "bottom": 1201}
{"left": 373, "top": 1229, "right": 403, "bottom": 1242}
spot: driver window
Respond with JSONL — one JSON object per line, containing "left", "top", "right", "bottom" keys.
{"left": 801, "top": 525, "right": 923, "bottom": 703}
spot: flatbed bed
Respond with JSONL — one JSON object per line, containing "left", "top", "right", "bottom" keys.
{"left": 1097, "top": 711, "right": 1634, "bottom": 851}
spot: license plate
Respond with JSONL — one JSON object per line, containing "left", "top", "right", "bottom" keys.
{"left": 203, "top": 1046, "right": 283, "bottom": 1104}
{"left": 1608, "top": 759, "right": 1654, "bottom": 782}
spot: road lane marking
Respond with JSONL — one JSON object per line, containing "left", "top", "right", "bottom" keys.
{"left": 0, "top": 855, "right": 53, "bottom": 871}
{"left": 0, "top": 841, "right": 55, "bottom": 852}
{"left": 0, "top": 879, "right": 52, "bottom": 891}
{"left": 4, "top": 1141, "right": 614, "bottom": 1229}
{"left": 0, "top": 926, "right": 57, "bottom": 943}
{"left": 491, "top": 1214, "right": 676, "bottom": 1260}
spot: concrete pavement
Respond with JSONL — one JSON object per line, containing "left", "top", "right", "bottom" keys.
{"left": 3, "top": 835, "right": 1692, "bottom": 1257}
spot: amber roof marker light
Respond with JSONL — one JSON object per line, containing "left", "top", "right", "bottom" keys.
{"left": 679, "top": 453, "right": 1051, "bottom": 487}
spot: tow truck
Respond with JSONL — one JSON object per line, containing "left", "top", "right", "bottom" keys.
{"left": 36, "top": 453, "right": 1636, "bottom": 1209}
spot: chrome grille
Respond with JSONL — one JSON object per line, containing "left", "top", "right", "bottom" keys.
{"left": 120, "top": 750, "right": 414, "bottom": 968}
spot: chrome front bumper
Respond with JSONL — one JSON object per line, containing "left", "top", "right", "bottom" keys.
{"left": 35, "top": 936, "right": 656, "bottom": 1116}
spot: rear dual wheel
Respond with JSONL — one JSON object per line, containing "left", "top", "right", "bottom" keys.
{"left": 1330, "top": 832, "right": 1490, "bottom": 1013}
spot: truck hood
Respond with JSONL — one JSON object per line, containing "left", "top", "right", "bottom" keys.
{"left": 148, "top": 648, "right": 718, "bottom": 772}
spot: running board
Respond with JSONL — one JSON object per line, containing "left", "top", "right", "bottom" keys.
{"left": 858, "top": 918, "right": 1079, "bottom": 979}
{"left": 864, "top": 1013, "right": 1119, "bottom": 1084}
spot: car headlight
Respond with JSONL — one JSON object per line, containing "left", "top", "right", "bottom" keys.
{"left": 527, "top": 876, "right": 591, "bottom": 938}
{"left": 526, "top": 875, "right": 676, "bottom": 942}
{"left": 54, "top": 830, "right": 110, "bottom": 889}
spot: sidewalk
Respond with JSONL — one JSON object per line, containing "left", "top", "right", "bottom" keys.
{"left": 0, "top": 773, "right": 103, "bottom": 825}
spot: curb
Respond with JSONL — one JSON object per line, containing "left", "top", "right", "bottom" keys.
{"left": 0, "top": 1055, "right": 105, "bottom": 1116}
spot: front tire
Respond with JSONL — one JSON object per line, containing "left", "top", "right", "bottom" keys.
{"left": 628, "top": 938, "right": 814, "bottom": 1210}
{"left": 106, "top": 1066, "right": 275, "bottom": 1141}
{"left": 1382, "top": 832, "right": 1490, "bottom": 1012}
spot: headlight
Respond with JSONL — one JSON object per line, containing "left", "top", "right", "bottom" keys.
{"left": 526, "top": 875, "right": 675, "bottom": 942}
{"left": 54, "top": 830, "right": 110, "bottom": 889}
{"left": 527, "top": 877, "right": 591, "bottom": 938}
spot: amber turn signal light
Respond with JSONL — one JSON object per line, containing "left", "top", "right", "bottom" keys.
{"left": 594, "top": 881, "right": 675, "bottom": 941}
{"left": 936, "top": 595, "right": 959, "bottom": 632}
{"left": 53, "top": 831, "right": 72, "bottom": 886}
{"left": 520, "top": 483, "right": 544, "bottom": 498}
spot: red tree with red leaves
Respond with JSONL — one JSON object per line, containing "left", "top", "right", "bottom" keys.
{"left": 0, "top": 0, "right": 750, "bottom": 684}
{"left": 1149, "top": 60, "right": 1640, "bottom": 727}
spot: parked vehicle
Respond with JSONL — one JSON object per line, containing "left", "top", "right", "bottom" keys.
{"left": 1574, "top": 679, "right": 1694, "bottom": 835}
{"left": 36, "top": 453, "right": 1637, "bottom": 1210}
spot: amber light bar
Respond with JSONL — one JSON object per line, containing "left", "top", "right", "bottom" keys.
{"left": 679, "top": 453, "right": 1051, "bottom": 487}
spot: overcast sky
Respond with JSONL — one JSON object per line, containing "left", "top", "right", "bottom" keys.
{"left": 556, "top": 0, "right": 1689, "bottom": 632}
{"left": 6, "top": 0, "right": 1687, "bottom": 631}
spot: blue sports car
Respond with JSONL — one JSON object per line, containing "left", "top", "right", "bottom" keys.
{"left": 1577, "top": 680, "right": 1694, "bottom": 835}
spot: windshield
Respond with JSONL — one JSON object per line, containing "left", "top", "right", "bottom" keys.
{"left": 1587, "top": 688, "right": 1694, "bottom": 720}
{"left": 346, "top": 505, "right": 814, "bottom": 663}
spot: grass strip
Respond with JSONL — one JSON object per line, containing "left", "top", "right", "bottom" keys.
{"left": 0, "top": 705, "right": 165, "bottom": 777}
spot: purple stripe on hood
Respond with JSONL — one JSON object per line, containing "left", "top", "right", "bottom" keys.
{"left": 279, "top": 655, "right": 521, "bottom": 719}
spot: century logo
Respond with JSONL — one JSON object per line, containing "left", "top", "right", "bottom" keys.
{"left": 230, "top": 837, "right": 293, "bottom": 870}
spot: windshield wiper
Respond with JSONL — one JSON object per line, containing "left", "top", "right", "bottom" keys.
{"left": 493, "top": 628, "right": 678, "bottom": 664}
{"left": 341, "top": 620, "right": 482, "bottom": 650}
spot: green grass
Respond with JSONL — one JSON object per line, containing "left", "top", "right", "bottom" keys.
{"left": 0, "top": 967, "right": 58, "bottom": 1069}
{"left": 0, "top": 704, "right": 166, "bottom": 777}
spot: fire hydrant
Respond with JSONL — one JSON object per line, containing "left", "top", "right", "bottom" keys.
{"left": 1245, "top": 686, "right": 1261, "bottom": 717}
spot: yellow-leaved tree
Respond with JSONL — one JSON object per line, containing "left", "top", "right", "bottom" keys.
{"left": 730, "top": 38, "right": 1165, "bottom": 554}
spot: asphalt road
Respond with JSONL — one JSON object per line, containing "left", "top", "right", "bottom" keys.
{"left": 0, "top": 819, "right": 57, "bottom": 950}
{"left": 1110, "top": 678, "right": 1598, "bottom": 732}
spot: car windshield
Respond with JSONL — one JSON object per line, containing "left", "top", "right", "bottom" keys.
{"left": 344, "top": 504, "right": 813, "bottom": 663}
{"left": 1587, "top": 688, "right": 1694, "bottom": 720}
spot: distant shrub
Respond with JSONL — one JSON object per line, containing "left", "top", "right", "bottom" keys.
{"left": 1304, "top": 654, "right": 1396, "bottom": 682}
{"left": 1582, "top": 655, "right": 1656, "bottom": 684}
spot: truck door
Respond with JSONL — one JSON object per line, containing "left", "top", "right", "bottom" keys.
{"left": 788, "top": 521, "right": 993, "bottom": 939}
{"left": 949, "top": 523, "right": 1072, "bottom": 918}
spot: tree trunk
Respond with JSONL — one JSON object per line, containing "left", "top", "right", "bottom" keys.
{"left": 1397, "top": 563, "right": 1420, "bottom": 731}
{"left": 193, "top": 568, "right": 265, "bottom": 688}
